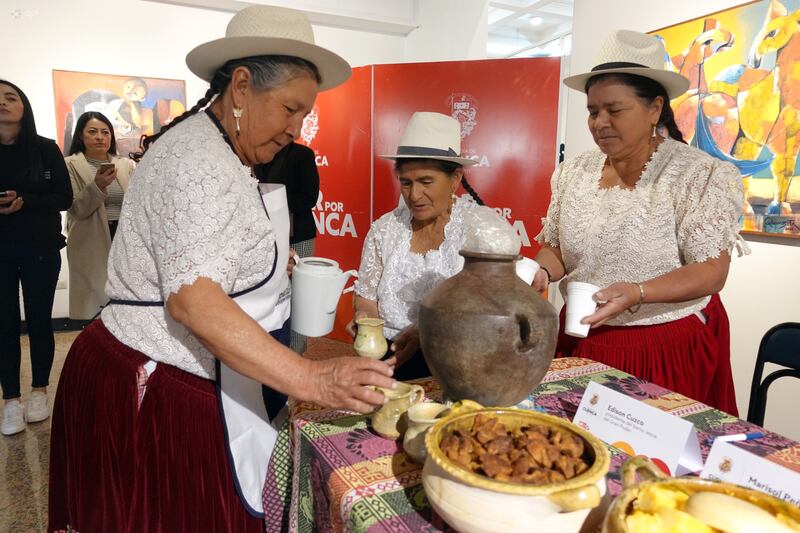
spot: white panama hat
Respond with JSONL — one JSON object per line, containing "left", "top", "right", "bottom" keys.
{"left": 563, "top": 30, "right": 689, "bottom": 99}
{"left": 381, "top": 112, "right": 478, "bottom": 166}
{"left": 185, "top": 5, "right": 351, "bottom": 91}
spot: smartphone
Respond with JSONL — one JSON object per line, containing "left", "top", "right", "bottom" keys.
{"left": 99, "top": 163, "right": 115, "bottom": 173}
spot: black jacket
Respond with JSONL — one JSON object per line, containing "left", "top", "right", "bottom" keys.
{"left": 0, "top": 136, "right": 73, "bottom": 251}
{"left": 255, "top": 142, "right": 319, "bottom": 244}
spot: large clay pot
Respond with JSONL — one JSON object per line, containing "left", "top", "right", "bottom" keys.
{"left": 418, "top": 251, "right": 558, "bottom": 406}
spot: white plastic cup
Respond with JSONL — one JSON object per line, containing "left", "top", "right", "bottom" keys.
{"left": 515, "top": 257, "right": 540, "bottom": 285}
{"left": 565, "top": 281, "right": 600, "bottom": 338}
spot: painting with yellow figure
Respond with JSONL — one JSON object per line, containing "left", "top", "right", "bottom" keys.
{"left": 651, "top": 0, "right": 800, "bottom": 234}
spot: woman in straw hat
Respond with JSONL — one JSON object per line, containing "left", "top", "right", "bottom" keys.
{"left": 532, "top": 30, "right": 747, "bottom": 415}
{"left": 48, "top": 6, "right": 396, "bottom": 531}
{"left": 348, "top": 111, "right": 513, "bottom": 380}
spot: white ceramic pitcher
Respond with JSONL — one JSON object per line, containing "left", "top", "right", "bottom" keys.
{"left": 291, "top": 257, "right": 357, "bottom": 337}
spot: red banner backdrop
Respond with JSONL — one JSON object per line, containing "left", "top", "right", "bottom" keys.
{"left": 373, "top": 57, "right": 561, "bottom": 257}
{"left": 298, "top": 66, "right": 372, "bottom": 341}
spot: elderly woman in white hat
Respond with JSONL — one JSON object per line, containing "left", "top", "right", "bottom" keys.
{"left": 48, "top": 6, "right": 396, "bottom": 532}
{"left": 348, "top": 111, "right": 504, "bottom": 380}
{"left": 533, "top": 30, "right": 747, "bottom": 414}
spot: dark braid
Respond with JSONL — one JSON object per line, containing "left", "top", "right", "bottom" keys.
{"left": 585, "top": 73, "right": 688, "bottom": 144}
{"left": 460, "top": 176, "right": 485, "bottom": 206}
{"left": 394, "top": 157, "right": 485, "bottom": 206}
{"left": 131, "top": 55, "right": 321, "bottom": 161}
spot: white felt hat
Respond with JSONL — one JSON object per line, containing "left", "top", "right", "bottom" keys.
{"left": 563, "top": 30, "right": 689, "bottom": 99}
{"left": 381, "top": 112, "right": 477, "bottom": 166}
{"left": 186, "top": 5, "right": 351, "bottom": 91}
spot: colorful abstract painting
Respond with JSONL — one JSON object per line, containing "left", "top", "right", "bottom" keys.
{"left": 652, "top": 0, "right": 800, "bottom": 236}
{"left": 52, "top": 70, "right": 186, "bottom": 158}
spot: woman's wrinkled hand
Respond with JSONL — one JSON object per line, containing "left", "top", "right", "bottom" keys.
{"left": 309, "top": 356, "right": 396, "bottom": 413}
{"left": 532, "top": 268, "right": 549, "bottom": 293}
{"left": 580, "top": 282, "right": 641, "bottom": 328}
{"left": 0, "top": 191, "right": 23, "bottom": 215}
{"left": 391, "top": 325, "right": 420, "bottom": 368}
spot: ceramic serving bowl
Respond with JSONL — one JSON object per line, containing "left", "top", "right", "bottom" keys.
{"left": 422, "top": 403, "right": 610, "bottom": 533}
{"left": 603, "top": 456, "right": 800, "bottom": 533}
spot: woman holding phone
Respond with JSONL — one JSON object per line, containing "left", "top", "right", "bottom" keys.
{"left": 64, "top": 111, "right": 134, "bottom": 319}
{"left": 0, "top": 79, "right": 72, "bottom": 436}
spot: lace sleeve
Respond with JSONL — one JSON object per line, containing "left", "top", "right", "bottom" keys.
{"left": 354, "top": 223, "right": 383, "bottom": 300}
{"left": 148, "top": 152, "right": 252, "bottom": 299}
{"left": 676, "top": 158, "right": 747, "bottom": 263}
{"left": 535, "top": 163, "right": 564, "bottom": 247}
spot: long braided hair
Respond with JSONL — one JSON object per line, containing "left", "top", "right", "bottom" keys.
{"left": 132, "top": 55, "right": 321, "bottom": 160}
{"left": 584, "top": 73, "right": 686, "bottom": 144}
{"left": 394, "top": 158, "right": 485, "bottom": 206}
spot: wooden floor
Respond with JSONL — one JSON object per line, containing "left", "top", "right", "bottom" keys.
{"left": 0, "top": 330, "right": 349, "bottom": 532}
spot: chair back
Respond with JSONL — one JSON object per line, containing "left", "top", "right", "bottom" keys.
{"left": 746, "top": 322, "right": 800, "bottom": 426}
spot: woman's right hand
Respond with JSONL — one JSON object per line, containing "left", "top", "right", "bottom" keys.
{"left": 532, "top": 268, "right": 549, "bottom": 293}
{"left": 309, "top": 356, "right": 396, "bottom": 413}
{"left": 345, "top": 310, "right": 369, "bottom": 338}
{"left": 94, "top": 165, "right": 116, "bottom": 190}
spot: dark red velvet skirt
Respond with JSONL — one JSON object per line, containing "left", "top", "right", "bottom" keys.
{"left": 48, "top": 320, "right": 263, "bottom": 533}
{"left": 556, "top": 294, "right": 738, "bottom": 416}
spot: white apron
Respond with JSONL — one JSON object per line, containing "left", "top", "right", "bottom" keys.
{"left": 217, "top": 182, "right": 292, "bottom": 517}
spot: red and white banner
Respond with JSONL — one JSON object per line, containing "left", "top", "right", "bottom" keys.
{"left": 373, "top": 57, "right": 561, "bottom": 256}
{"left": 298, "top": 66, "right": 372, "bottom": 341}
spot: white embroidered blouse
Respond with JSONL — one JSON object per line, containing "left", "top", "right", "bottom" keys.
{"left": 536, "top": 138, "right": 747, "bottom": 326}
{"left": 101, "top": 112, "right": 276, "bottom": 379}
{"left": 355, "top": 196, "right": 489, "bottom": 339}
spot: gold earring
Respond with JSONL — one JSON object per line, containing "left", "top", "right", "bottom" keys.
{"left": 233, "top": 107, "right": 243, "bottom": 137}
{"left": 651, "top": 124, "right": 658, "bottom": 138}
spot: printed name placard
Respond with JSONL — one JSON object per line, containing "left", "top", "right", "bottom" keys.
{"left": 573, "top": 381, "right": 702, "bottom": 475}
{"left": 701, "top": 439, "right": 800, "bottom": 506}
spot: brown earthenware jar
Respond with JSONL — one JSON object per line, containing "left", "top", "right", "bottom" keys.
{"left": 418, "top": 251, "right": 558, "bottom": 406}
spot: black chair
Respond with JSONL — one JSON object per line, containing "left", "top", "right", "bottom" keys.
{"left": 746, "top": 322, "right": 800, "bottom": 426}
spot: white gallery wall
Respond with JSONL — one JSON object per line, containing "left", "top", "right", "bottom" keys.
{"left": 570, "top": 0, "right": 800, "bottom": 440}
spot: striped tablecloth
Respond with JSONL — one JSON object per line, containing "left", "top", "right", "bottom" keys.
{"left": 262, "top": 357, "right": 800, "bottom": 532}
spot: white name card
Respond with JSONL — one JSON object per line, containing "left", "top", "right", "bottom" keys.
{"left": 573, "top": 381, "right": 702, "bottom": 476}
{"left": 701, "top": 439, "right": 800, "bottom": 507}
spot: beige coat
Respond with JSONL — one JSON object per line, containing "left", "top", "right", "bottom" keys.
{"left": 65, "top": 153, "right": 135, "bottom": 319}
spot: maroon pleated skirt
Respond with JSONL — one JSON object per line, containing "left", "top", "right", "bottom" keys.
{"left": 556, "top": 294, "right": 738, "bottom": 416}
{"left": 48, "top": 320, "right": 264, "bottom": 533}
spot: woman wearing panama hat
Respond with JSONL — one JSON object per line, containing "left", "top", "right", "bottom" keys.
{"left": 348, "top": 111, "right": 511, "bottom": 380}
{"left": 532, "top": 30, "right": 747, "bottom": 415}
{"left": 48, "top": 6, "right": 396, "bottom": 531}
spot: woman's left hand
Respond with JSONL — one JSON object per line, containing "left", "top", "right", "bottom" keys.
{"left": 0, "top": 191, "right": 23, "bottom": 215}
{"left": 390, "top": 326, "right": 420, "bottom": 368}
{"left": 580, "top": 282, "right": 641, "bottom": 328}
{"left": 286, "top": 248, "right": 299, "bottom": 276}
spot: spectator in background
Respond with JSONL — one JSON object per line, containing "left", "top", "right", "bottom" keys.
{"left": 64, "top": 111, "right": 135, "bottom": 320}
{"left": 0, "top": 79, "right": 72, "bottom": 436}
{"left": 256, "top": 141, "right": 320, "bottom": 354}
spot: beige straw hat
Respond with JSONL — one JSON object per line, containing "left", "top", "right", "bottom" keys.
{"left": 381, "top": 112, "right": 478, "bottom": 166}
{"left": 186, "top": 5, "right": 351, "bottom": 91}
{"left": 563, "top": 30, "right": 689, "bottom": 99}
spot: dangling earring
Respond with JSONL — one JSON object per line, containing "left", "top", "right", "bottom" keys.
{"left": 651, "top": 123, "right": 658, "bottom": 138}
{"left": 233, "top": 107, "right": 243, "bottom": 138}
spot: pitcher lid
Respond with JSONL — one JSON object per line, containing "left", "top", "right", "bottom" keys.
{"left": 295, "top": 256, "right": 342, "bottom": 275}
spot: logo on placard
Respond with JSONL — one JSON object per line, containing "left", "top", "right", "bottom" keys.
{"left": 590, "top": 394, "right": 599, "bottom": 406}
{"left": 718, "top": 457, "right": 733, "bottom": 474}
{"left": 446, "top": 93, "right": 478, "bottom": 138}
{"left": 300, "top": 106, "right": 320, "bottom": 145}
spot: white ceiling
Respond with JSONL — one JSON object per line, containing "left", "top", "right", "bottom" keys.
{"left": 487, "top": 0, "right": 573, "bottom": 58}
{"left": 146, "top": 0, "right": 573, "bottom": 58}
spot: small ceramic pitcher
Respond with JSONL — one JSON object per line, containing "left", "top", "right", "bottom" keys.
{"left": 403, "top": 402, "right": 449, "bottom": 463}
{"left": 370, "top": 382, "right": 425, "bottom": 439}
{"left": 353, "top": 318, "right": 388, "bottom": 359}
